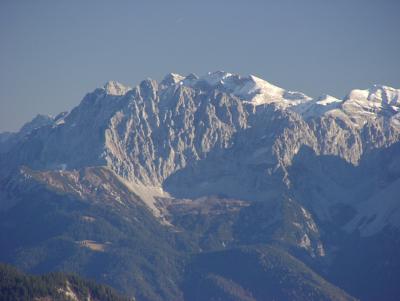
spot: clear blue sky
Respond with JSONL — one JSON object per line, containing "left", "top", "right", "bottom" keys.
{"left": 1, "top": 0, "right": 399, "bottom": 132}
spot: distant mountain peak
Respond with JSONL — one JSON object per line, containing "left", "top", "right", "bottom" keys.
{"left": 184, "top": 73, "right": 199, "bottom": 81}
{"left": 19, "top": 114, "right": 54, "bottom": 136}
{"left": 200, "top": 70, "right": 234, "bottom": 85}
{"left": 315, "top": 94, "right": 342, "bottom": 106}
{"left": 160, "top": 73, "right": 185, "bottom": 86}
{"left": 177, "top": 71, "right": 312, "bottom": 107}
{"left": 96, "top": 73, "right": 400, "bottom": 124}
{"left": 335, "top": 84, "right": 400, "bottom": 125}
{"left": 345, "top": 84, "right": 400, "bottom": 104}
{"left": 103, "top": 80, "right": 131, "bottom": 96}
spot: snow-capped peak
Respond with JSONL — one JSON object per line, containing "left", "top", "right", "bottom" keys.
{"left": 98, "top": 74, "right": 400, "bottom": 127}
{"left": 199, "top": 71, "right": 234, "bottom": 86}
{"left": 103, "top": 81, "right": 131, "bottom": 96}
{"left": 178, "top": 71, "right": 312, "bottom": 107}
{"left": 346, "top": 84, "right": 400, "bottom": 106}
{"left": 340, "top": 84, "right": 400, "bottom": 122}
{"left": 294, "top": 84, "right": 400, "bottom": 122}
{"left": 236, "top": 74, "right": 311, "bottom": 106}
{"left": 292, "top": 94, "right": 343, "bottom": 118}
{"left": 314, "top": 94, "right": 342, "bottom": 106}
{"left": 160, "top": 73, "right": 185, "bottom": 86}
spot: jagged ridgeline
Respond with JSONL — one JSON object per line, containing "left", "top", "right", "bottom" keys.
{"left": 1, "top": 71, "right": 400, "bottom": 301}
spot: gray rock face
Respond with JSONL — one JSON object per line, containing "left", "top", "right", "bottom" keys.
{"left": 0, "top": 114, "right": 54, "bottom": 154}
{"left": 1, "top": 71, "right": 400, "bottom": 236}
{"left": 2, "top": 71, "right": 400, "bottom": 301}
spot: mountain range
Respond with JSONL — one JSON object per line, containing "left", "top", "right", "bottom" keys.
{"left": 1, "top": 71, "right": 399, "bottom": 301}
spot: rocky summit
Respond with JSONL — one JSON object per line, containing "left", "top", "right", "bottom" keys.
{"left": 1, "top": 71, "right": 400, "bottom": 301}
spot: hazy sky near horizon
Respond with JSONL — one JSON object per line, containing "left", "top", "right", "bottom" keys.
{"left": 0, "top": 0, "right": 399, "bottom": 132}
